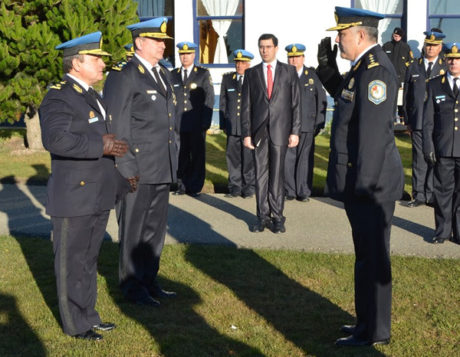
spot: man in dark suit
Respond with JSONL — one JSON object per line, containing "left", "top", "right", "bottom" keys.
{"left": 241, "top": 33, "right": 301, "bottom": 234}
{"left": 423, "top": 42, "right": 460, "bottom": 245}
{"left": 404, "top": 31, "right": 447, "bottom": 207}
{"left": 171, "top": 42, "right": 215, "bottom": 197}
{"left": 39, "top": 32, "right": 128, "bottom": 340}
{"left": 103, "top": 17, "right": 177, "bottom": 307}
{"left": 284, "top": 43, "right": 327, "bottom": 202}
{"left": 316, "top": 7, "right": 404, "bottom": 346}
{"left": 220, "top": 49, "right": 255, "bottom": 198}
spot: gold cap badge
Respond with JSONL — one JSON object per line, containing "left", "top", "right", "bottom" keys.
{"left": 183, "top": 44, "right": 188, "bottom": 50}
{"left": 161, "top": 21, "right": 167, "bottom": 33}
{"left": 237, "top": 51, "right": 242, "bottom": 58}
{"left": 453, "top": 45, "right": 458, "bottom": 54}
{"left": 292, "top": 45, "right": 297, "bottom": 53}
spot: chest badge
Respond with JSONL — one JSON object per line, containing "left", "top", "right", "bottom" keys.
{"left": 190, "top": 82, "right": 197, "bottom": 89}
{"left": 89, "top": 111, "right": 95, "bottom": 118}
{"left": 440, "top": 69, "right": 445, "bottom": 75}
{"left": 309, "top": 78, "right": 314, "bottom": 85}
{"left": 368, "top": 80, "right": 387, "bottom": 105}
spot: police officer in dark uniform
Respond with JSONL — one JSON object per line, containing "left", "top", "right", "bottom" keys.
{"left": 103, "top": 17, "right": 178, "bottom": 306}
{"left": 284, "top": 43, "right": 327, "bottom": 202}
{"left": 316, "top": 7, "right": 404, "bottom": 346}
{"left": 404, "top": 31, "right": 447, "bottom": 207}
{"left": 219, "top": 49, "right": 255, "bottom": 198}
{"left": 423, "top": 42, "right": 460, "bottom": 245}
{"left": 39, "top": 32, "right": 128, "bottom": 340}
{"left": 171, "top": 42, "right": 215, "bottom": 197}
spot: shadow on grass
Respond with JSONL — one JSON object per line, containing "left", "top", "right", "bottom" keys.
{"left": 165, "top": 198, "right": 385, "bottom": 356}
{"left": 0, "top": 292, "right": 46, "bottom": 357}
{"left": 98, "top": 242, "right": 264, "bottom": 356}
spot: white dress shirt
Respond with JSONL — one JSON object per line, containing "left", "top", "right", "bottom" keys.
{"left": 67, "top": 73, "right": 106, "bottom": 119}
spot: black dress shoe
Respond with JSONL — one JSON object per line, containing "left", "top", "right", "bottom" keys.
{"left": 188, "top": 192, "right": 200, "bottom": 198}
{"left": 285, "top": 195, "right": 295, "bottom": 201}
{"left": 151, "top": 288, "right": 177, "bottom": 299}
{"left": 340, "top": 324, "right": 356, "bottom": 334}
{"left": 335, "top": 335, "right": 390, "bottom": 346}
{"left": 432, "top": 236, "right": 447, "bottom": 244}
{"left": 133, "top": 295, "right": 160, "bottom": 307}
{"left": 242, "top": 192, "right": 254, "bottom": 199}
{"left": 173, "top": 190, "right": 185, "bottom": 196}
{"left": 252, "top": 219, "right": 270, "bottom": 233}
{"left": 297, "top": 196, "right": 310, "bottom": 202}
{"left": 450, "top": 236, "right": 460, "bottom": 244}
{"left": 406, "top": 199, "right": 424, "bottom": 208}
{"left": 225, "top": 192, "right": 240, "bottom": 198}
{"left": 74, "top": 330, "right": 103, "bottom": 341}
{"left": 272, "top": 220, "right": 286, "bottom": 234}
{"left": 92, "top": 323, "right": 116, "bottom": 331}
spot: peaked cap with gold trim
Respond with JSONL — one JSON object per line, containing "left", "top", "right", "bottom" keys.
{"left": 445, "top": 42, "right": 460, "bottom": 58}
{"left": 177, "top": 41, "right": 198, "bottom": 54}
{"left": 285, "top": 43, "right": 306, "bottom": 57}
{"left": 327, "top": 6, "right": 384, "bottom": 31}
{"left": 423, "top": 31, "right": 445, "bottom": 45}
{"left": 56, "top": 31, "right": 111, "bottom": 57}
{"left": 127, "top": 17, "right": 173, "bottom": 40}
{"left": 232, "top": 49, "right": 254, "bottom": 61}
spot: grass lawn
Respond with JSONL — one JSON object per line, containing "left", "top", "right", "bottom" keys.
{"left": 0, "top": 235, "right": 458, "bottom": 356}
{"left": 0, "top": 129, "right": 414, "bottom": 197}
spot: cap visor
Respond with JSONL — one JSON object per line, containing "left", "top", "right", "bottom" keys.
{"left": 140, "top": 33, "right": 173, "bottom": 40}
{"left": 79, "top": 49, "right": 112, "bottom": 56}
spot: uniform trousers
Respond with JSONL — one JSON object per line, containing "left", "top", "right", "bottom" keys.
{"left": 344, "top": 198, "right": 394, "bottom": 342}
{"left": 284, "top": 131, "right": 314, "bottom": 198}
{"left": 52, "top": 211, "right": 109, "bottom": 336}
{"left": 226, "top": 135, "right": 255, "bottom": 196}
{"left": 253, "top": 134, "right": 287, "bottom": 222}
{"left": 433, "top": 157, "right": 460, "bottom": 240}
{"left": 177, "top": 130, "right": 206, "bottom": 194}
{"left": 411, "top": 130, "right": 433, "bottom": 202}
{"left": 118, "top": 183, "right": 170, "bottom": 301}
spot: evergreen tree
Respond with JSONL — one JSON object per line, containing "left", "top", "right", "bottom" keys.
{"left": 0, "top": 0, "right": 138, "bottom": 149}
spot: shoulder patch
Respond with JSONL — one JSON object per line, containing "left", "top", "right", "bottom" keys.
{"left": 368, "top": 80, "right": 387, "bottom": 105}
{"left": 73, "top": 83, "right": 83, "bottom": 93}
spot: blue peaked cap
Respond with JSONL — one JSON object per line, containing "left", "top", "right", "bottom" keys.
{"left": 232, "top": 49, "right": 254, "bottom": 61}
{"left": 177, "top": 41, "right": 198, "bottom": 53}
{"left": 327, "top": 7, "right": 384, "bottom": 31}
{"left": 127, "top": 17, "right": 173, "bottom": 39}
{"left": 285, "top": 43, "right": 306, "bottom": 57}
{"left": 55, "top": 31, "right": 111, "bottom": 57}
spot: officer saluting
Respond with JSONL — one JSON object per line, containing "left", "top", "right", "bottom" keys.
{"left": 316, "top": 7, "right": 404, "bottom": 346}
{"left": 423, "top": 42, "right": 460, "bottom": 245}
{"left": 219, "top": 49, "right": 255, "bottom": 198}
{"left": 171, "top": 42, "right": 215, "bottom": 197}
{"left": 39, "top": 32, "right": 128, "bottom": 340}
{"left": 284, "top": 43, "right": 327, "bottom": 202}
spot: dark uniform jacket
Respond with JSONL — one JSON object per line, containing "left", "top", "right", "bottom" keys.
{"left": 423, "top": 74, "right": 460, "bottom": 158}
{"left": 241, "top": 61, "right": 302, "bottom": 146}
{"left": 298, "top": 66, "right": 327, "bottom": 132}
{"left": 219, "top": 71, "right": 244, "bottom": 135}
{"left": 170, "top": 65, "right": 214, "bottom": 133}
{"left": 39, "top": 75, "right": 126, "bottom": 217}
{"left": 321, "top": 45, "right": 404, "bottom": 203}
{"left": 404, "top": 56, "right": 447, "bottom": 130}
{"left": 103, "top": 56, "right": 177, "bottom": 184}
{"left": 382, "top": 40, "right": 412, "bottom": 84}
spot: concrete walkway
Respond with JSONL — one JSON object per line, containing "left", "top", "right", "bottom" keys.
{"left": 1, "top": 183, "right": 459, "bottom": 259}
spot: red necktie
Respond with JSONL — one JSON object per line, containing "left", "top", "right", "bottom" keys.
{"left": 267, "top": 64, "right": 273, "bottom": 99}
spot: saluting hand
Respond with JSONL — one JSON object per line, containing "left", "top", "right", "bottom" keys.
{"left": 102, "top": 134, "right": 128, "bottom": 157}
{"left": 317, "top": 37, "right": 338, "bottom": 69}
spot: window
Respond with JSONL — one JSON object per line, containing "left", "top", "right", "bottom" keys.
{"left": 134, "top": 0, "right": 175, "bottom": 66}
{"left": 352, "top": 0, "right": 406, "bottom": 44}
{"left": 195, "top": 0, "right": 244, "bottom": 66}
{"left": 428, "top": 0, "right": 460, "bottom": 43}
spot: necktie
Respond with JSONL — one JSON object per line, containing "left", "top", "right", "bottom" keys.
{"left": 152, "top": 66, "right": 167, "bottom": 96}
{"left": 454, "top": 78, "right": 459, "bottom": 98}
{"left": 267, "top": 64, "right": 273, "bottom": 99}
{"left": 427, "top": 61, "right": 433, "bottom": 77}
{"left": 183, "top": 68, "right": 188, "bottom": 83}
{"left": 88, "top": 88, "right": 106, "bottom": 110}
{"left": 238, "top": 75, "right": 243, "bottom": 91}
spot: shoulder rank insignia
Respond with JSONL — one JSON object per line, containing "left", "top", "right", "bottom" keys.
{"left": 50, "top": 84, "right": 62, "bottom": 90}
{"left": 368, "top": 80, "right": 387, "bottom": 105}
{"left": 73, "top": 83, "right": 83, "bottom": 93}
{"left": 138, "top": 64, "right": 145, "bottom": 74}
{"left": 367, "top": 53, "right": 380, "bottom": 69}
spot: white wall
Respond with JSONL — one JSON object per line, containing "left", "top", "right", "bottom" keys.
{"left": 406, "top": 0, "right": 427, "bottom": 58}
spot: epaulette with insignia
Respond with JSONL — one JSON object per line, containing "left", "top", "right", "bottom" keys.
{"left": 111, "top": 61, "right": 127, "bottom": 71}
{"left": 366, "top": 53, "right": 380, "bottom": 69}
{"left": 73, "top": 83, "right": 83, "bottom": 93}
{"left": 48, "top": 80, "right": 67, "bottom": 90}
